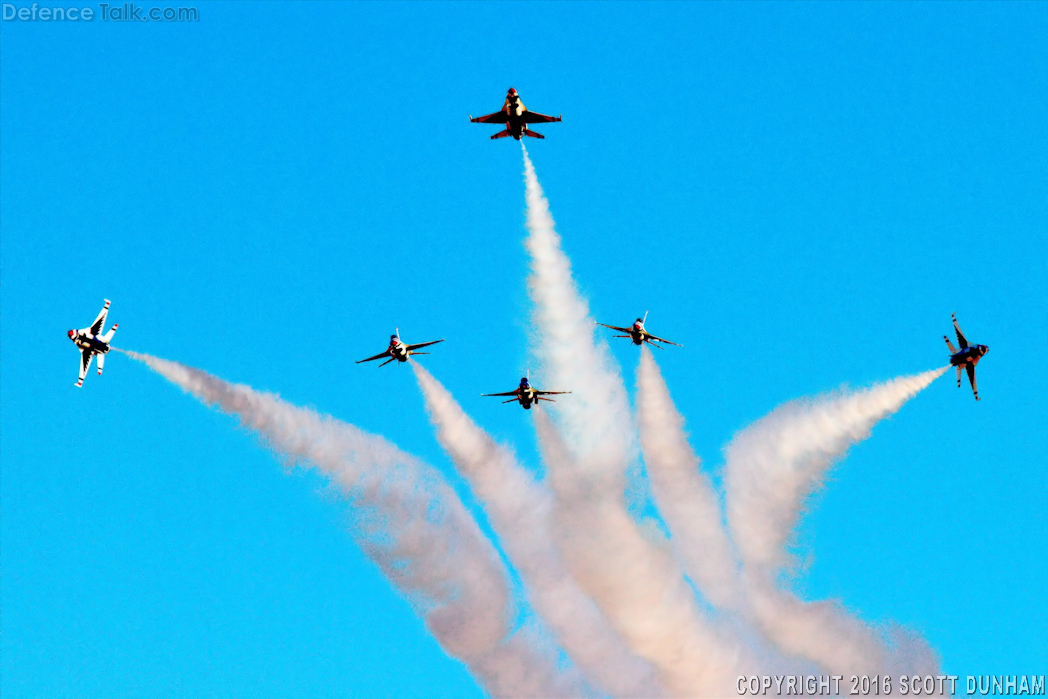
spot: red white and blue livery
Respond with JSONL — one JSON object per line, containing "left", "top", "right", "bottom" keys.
{"left": 470, "top": 88, "right": 562, "bottom": 140}
{"left": 68, "top": 299, "right": 119, "bottom": 387}
{"left": 945, "top": 313, "right": 989, "bottom": 400}
{"left": 596, "top": 311, "right": 682, "bottom": 349}
{"left": 482, "top": 371, "right": 570, "bottom": 410}
{"left": 356, "top": 329, "right": 444, "bottom": 367}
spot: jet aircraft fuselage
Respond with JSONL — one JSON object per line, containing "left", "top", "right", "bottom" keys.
{"left": 68, "top": 299, "right": 119, "bottom": 387}
{"left": 944, "top": 313, "right": 988, "bottom": 400}
{"left": 68, "top": 329, "right": 111, "bottom": 355}
{"left": 357, "top": 331, "right": 444, "bottom": 368}
{"left": 949, "top": 344, "right": 989, "bottom": 369}
{"left": 596, "top": 312, "right": 682, "bottom": 349}
{"left": 470, "top": 88, "right": 562, "bottom": 140}
{"left": 482, "top": 376, "right": 570, "bottom": 410}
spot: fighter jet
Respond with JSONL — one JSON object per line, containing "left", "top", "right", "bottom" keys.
{"left": 357, "top": 330, "right": 444, "bottom": 367}
{"left": 945, "top": 313, "right": 989, "bottom": 400}
{"left": 67, "top": 299, "right": 119, "bottom": 387}
{"left": 482, "top": 372, "right": 570, "bottom": 410}
{"left": 596, "top": 312, "right": 682, "bottom": 349}
{"left": 470, "top": 88, "right": 562, "bottom": 140}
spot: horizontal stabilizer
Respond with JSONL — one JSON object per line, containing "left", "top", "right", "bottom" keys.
{"left": 102, "top": 323, "right": 119, "bottom": 343}
{"left": 944, "top": 335, "right": 958, "bottom": 354}
{"left": 522, "top": 128, "right": 545, "bottom": 139}
{"left": 491, "top": 129, "right": 511, "bottom": 140}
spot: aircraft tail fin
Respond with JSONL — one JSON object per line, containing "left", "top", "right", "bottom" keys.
{"left": 944, "top": 335, "right": 957, "bottom": 354}
{"left": 490, "top": 129, "right": 512, "bottom": 140}
{"left": 97, "top": 353, "right": 105, "bottom": 376}
{"left": 101, "top": 323, "right": 118, "bottom": 343}
{"left": 522, "top": 128, "right": 545, "bottom": 139}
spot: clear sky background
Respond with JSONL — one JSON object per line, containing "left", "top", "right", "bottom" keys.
{"left": 2, "top": 2, "right": 1046, "bottom": 696}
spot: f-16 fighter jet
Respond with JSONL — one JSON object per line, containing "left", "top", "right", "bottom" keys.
{"left": 482, "top": 373, "right": 570, "bottom": 410}
{"left": 470, "top": 88, "right": 562, "bottom": 140}
{"left": 945, "top": 313, "right": 989, "bottom": 400}
{"left": 356, "top": 330, "right": 444, "bottom": 367}
{"left": 67, "top": 299, "right": 119, "bottom": 387}
{"left": 596, "top": 312, "right": 682, "bottom": 349}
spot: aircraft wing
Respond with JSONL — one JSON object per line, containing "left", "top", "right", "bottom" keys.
{"left": 535, "top": 390, "right": 571, "bottom": 395}
{"left": 597, "top": 322, "right": 633, "bottom": 334}
{"left": 966, "top": 364, "right": 979, "bottom": 400}
{"left": 471, "top": 111, "right": 508, "bottom": 124}
{"left": 356, "top": 349, "right": 392, "bottom": 364}
{"left": 79, "top": 349, "right": 94, "bottom": 381}
{"left": 84, "top": 299, "right": 110, "bottom": 335}
{"left": 482, "top": 390, "right": 520, "bottom": 397}
{"left": 406, "top": 339, "right": 444, "bottom": 351}
{"left": 952, "top": 313, "right": 969, "bottom": 349}
{"left": 522, "top": 110, "right": 562, "bottom": 124}
{"left": 647, "top": 333, "right": 683, "bottom": 347}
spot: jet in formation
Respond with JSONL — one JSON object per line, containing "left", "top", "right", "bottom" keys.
{"left": 596, "top": 312, "right": 682, "bottom": 349}
{"left": 68, "top": 299, "right": 119, "bottom": 387}
{"left": 482, "top": 372, "right": 570, "bottom": 410}
{"left": 470, "top": 88, "right": 562, "bottom": 140}
{"left": 357, "top": 330, "right": 444, "bottom": 367}
{"left": 945, "top": 313, "right": 989, "bottom": 400}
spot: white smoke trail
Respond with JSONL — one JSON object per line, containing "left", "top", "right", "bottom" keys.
{"left": 119, "top": 349, "right": 578, "bottom": 698}
{"left": 635, "top": 347, "right": 742, "bottom": 611}
{"left": 723, "top": 367, "right": 947, "bottom": 674}
{"left": 412, "top": 362, "right": 662, "bottom": 698}
{"left": 522, "top": 146, "right": 750, "bottom": 695}
{"left": 521, "top": 144, "right": 632, "bottom": 472}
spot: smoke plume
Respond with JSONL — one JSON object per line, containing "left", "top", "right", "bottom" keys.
{"left": 412, "top": 361, "right": 662, "bottom": 698}
{"left": 635, "top": 347, "right": 742, "bottom": 611}
{"left": 522, "top": 145, "right": 749, "bottom": 695}
{"left": 118, "top": 350, "right": 580, "bottom": 698}
{"left": 723, "top": 367, "right": 947, "bottom": 674}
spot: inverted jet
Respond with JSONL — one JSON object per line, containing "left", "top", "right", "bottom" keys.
{"left": 482, "top": 373, "right": 570, "bottom": 410}
{"left": 470, "top": 88, "right": 561, "bottom": 140}
{"left": 68, "top": 299, "right": 119, "bottom": 387}
{"left": 945, "top": 313, "right": 989, "bottom": 400}
{"left": 596, "top": 312, "right": 682, "bottom": 349}
{"left": 357, "top": 330, "right": 444, "bottom": 367}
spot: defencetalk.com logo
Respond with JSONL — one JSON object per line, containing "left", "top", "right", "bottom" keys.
{"left": 2, "top": 3, "right": 198, "bottom": 22}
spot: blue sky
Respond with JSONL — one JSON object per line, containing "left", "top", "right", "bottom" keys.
{"left": 2, "top": 2, "right": 1045, "bottom": 695}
